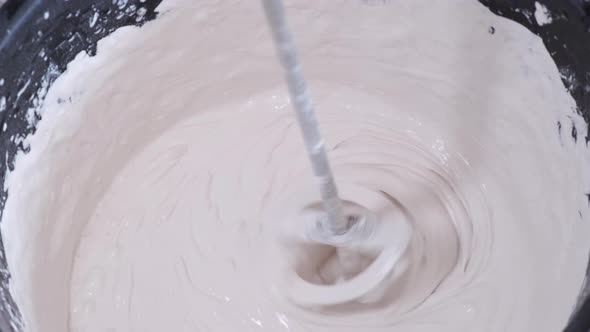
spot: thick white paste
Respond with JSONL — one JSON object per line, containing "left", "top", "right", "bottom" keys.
{"left": 2, "top": 0, "right": 590, "bottom": 331}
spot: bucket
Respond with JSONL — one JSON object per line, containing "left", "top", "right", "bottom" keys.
{"left": 0, "top": 0, "right": 588, "bottom": 331}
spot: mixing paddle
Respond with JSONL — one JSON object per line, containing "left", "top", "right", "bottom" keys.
{"left": 261, "top": 0, "right": 413, "bottom": 307}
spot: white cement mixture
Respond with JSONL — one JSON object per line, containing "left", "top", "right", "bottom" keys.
{"left": 1, "top": 0, "right": 590, "bottom": 331}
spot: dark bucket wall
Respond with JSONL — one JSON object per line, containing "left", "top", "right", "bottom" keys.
{"left": 0, "top": 0, "right": 588, "bottom": 331}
